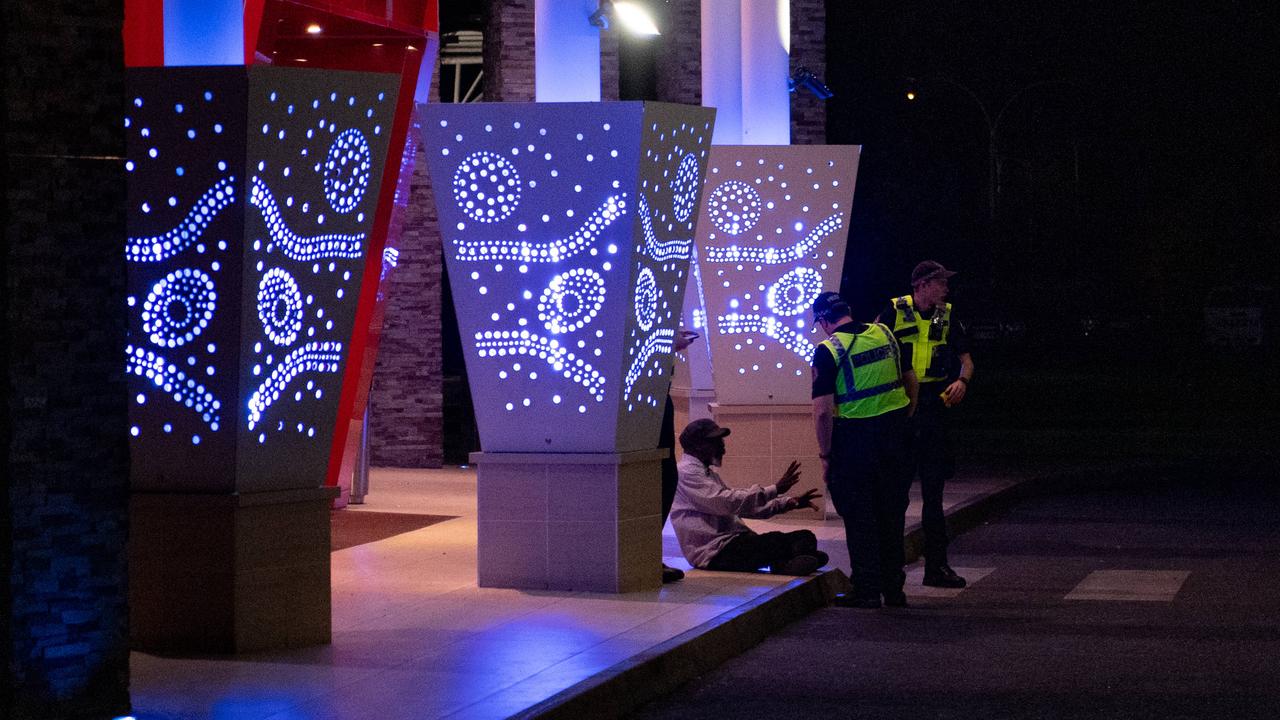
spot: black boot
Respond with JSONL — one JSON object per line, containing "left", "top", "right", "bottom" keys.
{"left": 923, "top": 563, "right": 966, "bottom": 588}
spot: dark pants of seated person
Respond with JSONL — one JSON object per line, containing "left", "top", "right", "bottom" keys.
{"left": 660, "top": 396, "right": 678, "bottom": 523}
{"left": 706, "top": 530, "right": 819, "bottom": 572}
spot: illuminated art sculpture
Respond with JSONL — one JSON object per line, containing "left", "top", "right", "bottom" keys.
{"left": 125, "top": 67, "right": 398, "bottom": 493}
{"left": 694, "top": 146, "right": 860, "bottom": 404}
{"left": 423, "top": 102, "right": 717, "bottom": 453}
{"left": 421, "top": 102, "right": 715, "bottom": 592}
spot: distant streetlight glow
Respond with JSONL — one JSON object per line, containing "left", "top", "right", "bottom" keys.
{"left": 589, "top": 1, "right": 661, "bottom": 36}
{"left": 306, "top": 23, "right": 322, "bottom": 34}
{"left": 613, "top": 2, "right": 660, "bottom": 35}
{"left": 906, "top": 91, "right": 916, "bottom": 101}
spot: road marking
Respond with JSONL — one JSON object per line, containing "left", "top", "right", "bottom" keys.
{"left": 1065, "top": 570, "right": 1190, "bottom": 602}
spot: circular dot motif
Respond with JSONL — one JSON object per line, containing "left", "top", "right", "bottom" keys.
{"left": 634, "top": 267, "right": 659, "bottom": 331}
{"left": 538, "top": 268, "right": 606, "bottom": 334}
{"left": 707, "top": 180, "right": 761, "bottom": 235}
{"left": 671, "top": 153, "right": 700, "bottom": 222}
{"left": 143, "top": 268, "right": 217, "bottom": 348}
{"left": 323, "top": 129, "right": 371, "bottom": 214}
{"left": 767, "top": 267, "right": 824, "bottom": 317}
{"left": 452, "top": 151, "right": 521, "bottom": 223}
{"left": 256, "top": 268, "right": 304, "bottom": 346}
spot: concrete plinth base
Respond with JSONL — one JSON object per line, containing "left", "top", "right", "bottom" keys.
{"left": 472, "top": 450, "right": 666, "bottom": 593}
{"left": 129, "top": 487, "right": 338, "bottom": 653}
{"left": 709, "top": 403, "right": 833, "bottom": 520}
{"left": 670, "top": 386, "right": 716, "bottom": 442}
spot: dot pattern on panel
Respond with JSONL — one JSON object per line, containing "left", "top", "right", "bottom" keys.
{"left": 697, "top": 152, "right": 855, "bottom": 385}
{"left": 125, "top": 177, "right": 237, "bottom": 263}
{"left": 437, "top": 114, "right": 635, "bottom": 416}
{"left": 622, "top": 117, "right": 712, "bottom": 410}
{"left": 142, "top": 268, "right": 217, "bottom": 348}
{"left": 250, "top": 176, "right": 365, "bottom": 261}
{"left": 126, "top": 345, "right": 222, "bottom": 430}
{"left": 125, "top": 82, "right": 236, "bottom": 447}
{"left": 244, "top": 83, "right": 390, "bottom": 443}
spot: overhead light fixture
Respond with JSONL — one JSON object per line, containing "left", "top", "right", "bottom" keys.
{"left": 372, "top": 42, "right": 384, "bottom": 47}
{"left": 787, "top": 66, "right": 833, "bottom": 100}
{"left": 588, "top": 0, "right": 660, "bottom": 36}
{"left": 305, "top": 23, "right": 322, "bottom": 34}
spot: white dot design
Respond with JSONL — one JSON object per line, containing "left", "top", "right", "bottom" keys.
{"left": 697, "top": 151, "right": 856, "bottom": 385}
{"left": 452, "top": 150, "right": 522, "bottom": 223}
{"left": 142, "top": 268, "right": 217, "bottom": 348}
{"left": 323, "top": 128, "right": 372, "bottom": 213}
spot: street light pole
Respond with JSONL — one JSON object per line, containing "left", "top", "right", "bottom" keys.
{"left": 908, "top": 76, "right": 1080, "bottom": 225}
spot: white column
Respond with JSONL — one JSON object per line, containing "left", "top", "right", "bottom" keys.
{"left": 739, "top": 0, "right": 790, "bottom": 145}
{"left": 163, "top": 0, "right": 244, "bottom": 66}
{"left": 700, "top": 0, "right": 743, "bottom": 144}
{"left": 535, "top": 0, "right": 602, "bottom": 102}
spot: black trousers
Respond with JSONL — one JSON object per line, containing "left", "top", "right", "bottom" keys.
{"left": 706, "top": 530, "right": 820, "bottom": 572}
{"left": 909, "top": 403, "right": 955, "bottom": 564}
{"left": 826, "top": 409, "right": 910, "bottom": 599}
{"left": 660, "top": 396, "right": 677, "bottom": 523}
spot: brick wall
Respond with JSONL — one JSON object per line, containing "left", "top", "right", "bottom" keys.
{"left": 600, "top": 30, "right": 621, "bottom": 101}
{"left": 4, "top": 0, "right": 131, "bottom": 717}
{"left": 654, "top": 0, "right": 702, "bottom": 104}
{"left": 483, "top": 0, "right": 536, "bottom": 102}
{"left": 790, "top": 0, "right": 828, "bottom": 144}
{"left": 368, "top": 107, "right": 445, "bottom": 468}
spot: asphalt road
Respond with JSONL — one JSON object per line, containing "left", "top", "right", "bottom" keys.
{"left": 629, "top": 460, "right": 1280, "bottom": 719}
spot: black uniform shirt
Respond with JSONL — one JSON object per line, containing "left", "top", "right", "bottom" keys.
{"left": 810, "top": 321, "right": 912, "bottom": 399}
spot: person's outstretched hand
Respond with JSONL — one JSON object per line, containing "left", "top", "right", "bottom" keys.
{"left": 789, "top": 488, "right": 823, "bottom": 511}
{"left": 673, "top": 328, "right": 700, "bottom": 352}
{"left": 775, "top": 460, "right": 802, "bottom": 494}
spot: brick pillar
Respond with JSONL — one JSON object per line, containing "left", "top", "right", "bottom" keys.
{"left": 790, "top": 0, "right": 827, "bottom": 144}
{"left": 600, "top": 30, "right": 620, "bottom": 101}
{"left": 4, "top": 0, "right": 130, "bottom": 716}
{"left": 654, "top": 0, "right": 702, "bottom": 104}
{"left": 483, "top": 0, "right": 536, "bottom": 101}
{"left": 368, "top": 108, "right": 445, "bottom": 468}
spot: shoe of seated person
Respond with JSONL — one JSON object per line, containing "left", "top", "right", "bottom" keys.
{"left": 923, "top": 563, "right": 966, "bottom": 588}
{"left": 832, "top": 593, "right": 881, "bottom": 609}
{"left": 661, "top": 564, "right": 685, "bottom": 583}
{"left": 810, "top": 550, "right": 830, "bottom": 568}
{"left": 882, "top": 589, "right": 908, "bottom": 608}
{"left": 771, "top": 554, "right": 823, "bottom": 576}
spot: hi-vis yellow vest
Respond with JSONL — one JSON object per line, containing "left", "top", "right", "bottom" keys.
{"left": 819, "top": 323, "right": 910, "bottom": 419}
{"left": 890, "top": 295, "right": 952, "bottom": 382}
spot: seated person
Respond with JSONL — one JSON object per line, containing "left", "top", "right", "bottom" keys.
{"left": 670, "top": 418, "right": 827, "bottom": 575}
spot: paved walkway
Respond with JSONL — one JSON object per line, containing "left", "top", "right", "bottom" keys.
{"left": 128, "top": 466, "right": 1023, "bottom": 720}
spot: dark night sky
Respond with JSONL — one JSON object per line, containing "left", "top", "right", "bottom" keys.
{"left": 825, "top": 1, "right": 1279, "bottom": 317}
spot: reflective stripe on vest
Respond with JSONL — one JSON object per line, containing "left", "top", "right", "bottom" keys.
{"left": 891, "top": 295, "right": 952, "bottom": 382}
{"left": 822, "top": 324, "right": 910, "bottom": 419}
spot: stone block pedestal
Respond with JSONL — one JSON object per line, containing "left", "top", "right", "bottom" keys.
{"left": 472, "top": 450, "right": 666, "bottom": 593}
{"left": 710, "top": 403, "right": 835, "bottom": 520}
{"left": 129, "top": 487, "right": 338, "bottom": 653}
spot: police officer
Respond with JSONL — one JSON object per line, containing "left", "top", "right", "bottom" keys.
{"left": 877, "top": 261, "right": 974, "bottom": 589}
{"left": 811, "top": 292, "right": 918, "bottom": 608}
